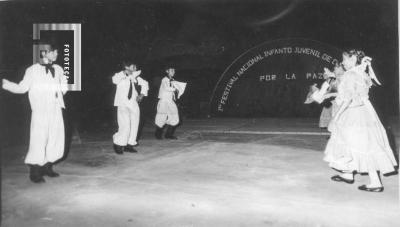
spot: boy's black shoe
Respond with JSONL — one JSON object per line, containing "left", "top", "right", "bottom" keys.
{"left": 113, "top": 144, "right": 123, "bottom": 154}
{"left": 42, "top": 162, "right": 60, "bottom": 177}
{"left": 125, "top": 144, "right": 138, "bottom": 153}
{"left": 29, "top": 165, "right": 45, "bottom": 183}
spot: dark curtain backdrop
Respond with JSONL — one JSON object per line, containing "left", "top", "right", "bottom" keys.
{"left": 0, "top": 0, "right": 398, "bottom": 147}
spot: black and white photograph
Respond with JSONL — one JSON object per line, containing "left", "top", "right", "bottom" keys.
{"left": 0, "top": 0, "right": 399, "bottom": 226}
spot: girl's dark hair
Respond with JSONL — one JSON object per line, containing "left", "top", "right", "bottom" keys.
{"left": 343, "top": 49, "right": 365, "bottom": 65}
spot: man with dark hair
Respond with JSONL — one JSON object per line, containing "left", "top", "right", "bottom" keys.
{"left": 112, "top": 61, "right": 148, "bottom": 154}
{"left": 2, "top": 42, "right": 68, "bottom": 183}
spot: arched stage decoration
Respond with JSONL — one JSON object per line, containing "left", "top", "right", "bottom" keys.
{"left": 209, "top": 38, "right": 343, "bottom": 117}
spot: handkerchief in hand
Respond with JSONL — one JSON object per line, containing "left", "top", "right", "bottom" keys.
{"left": 171, "top": 81, "right": 187, "bottom": 99}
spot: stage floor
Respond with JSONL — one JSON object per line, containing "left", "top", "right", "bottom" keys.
{"left": 2, "top": 118, "right": 399, "bottom": 227}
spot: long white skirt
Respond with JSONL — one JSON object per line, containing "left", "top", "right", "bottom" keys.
{"left": 324, "top": 100, "right": 397, "bottom": 174}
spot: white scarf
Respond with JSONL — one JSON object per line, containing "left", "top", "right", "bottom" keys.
{"left": 355, "top": 56, "right": 381, "bottom": 85}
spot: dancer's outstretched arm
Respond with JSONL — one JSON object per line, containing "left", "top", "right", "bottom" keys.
{"left": 2, "top": 69, "right": 33, "bottom": 94}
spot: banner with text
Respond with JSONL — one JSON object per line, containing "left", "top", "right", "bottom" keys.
{"left": 209, "top": 39, "right": 342, "bottom": 117}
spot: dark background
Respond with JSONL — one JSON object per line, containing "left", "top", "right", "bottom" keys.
{"left": 0, "top": 0, "right": 398, "bottom": 146}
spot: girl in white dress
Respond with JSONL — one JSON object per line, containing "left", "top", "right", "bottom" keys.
{"left": 324, "top": 50, "right": 397, "bottom": 192}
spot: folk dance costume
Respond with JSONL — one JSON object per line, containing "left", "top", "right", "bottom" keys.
{"left": 304, "top": 68, "right": 343, "bottom": 128}
{"left": 319, "top": 107, "right": 333, "bottom": 128}
{"left": 2, "top": 63, "right": 68, "bottom": 182}
{"left": 324, "top": 59, "right": 397, "bottom": 184}
{"left": 317, "top": 79, "right": 335, "bottom": 128}
{"left": 112, "top": 70, "right": 148, "bottom": 154}
{"left": 319, "top": 69, "right": 344, "bottom": 128}
{"left": 155, "top": 77, "right": 186, "bottom": 139}
{"left": 327, "top": 75, "right": 342, "bottom": 118}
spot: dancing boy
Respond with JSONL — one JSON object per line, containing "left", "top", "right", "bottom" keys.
{"left": 155, "top": 66, "right": 186, "bottom": 140}
{"left": 2, "top": 41, "right": 68, "bottom": 183}
{"left": 112, "top": 61, "right": 149, "bottom": 154}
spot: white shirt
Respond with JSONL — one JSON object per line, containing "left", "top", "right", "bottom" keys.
{"left": 3, "top": 63, "right": 67, "bottom": 111}
{"left": 112, "top": 70, "right": 149, "bottom": 107}
{"left": 158, "top": 77, "right": 177, "bottom": 101}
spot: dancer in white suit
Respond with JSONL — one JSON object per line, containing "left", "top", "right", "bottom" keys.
{"left": 112, "top": 61, "right": 148, "bottom": 154}
{"left": 155, "top": 67, "right": 186, "bottom": 139}
{"left": 2, "top": 42, "right": 68, "bottom": 183}
{"left": 324, "top": 49, "right": 397, "bottom": 192}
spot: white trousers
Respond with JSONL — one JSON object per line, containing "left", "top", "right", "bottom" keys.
{"left": 25, "top": 105, "right": 65, "bottom": 166}
{"left": 113, "top": 104, "right": 140, "bottom": 146}
{"left": 155, "top": 99, "right": 179, "bottom": 127}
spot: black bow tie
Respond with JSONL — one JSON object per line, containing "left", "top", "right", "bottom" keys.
{"left": 169, "top": 78, "right": 175, "bottom": 86}
{"left": 41, "top": 63, "right": 55, "bottom": 78}
{"left": 127, "top": 74, "right": 141, "bottom": 100}
{"left": 41, "top": 63, "right": 58, "bottom": 98}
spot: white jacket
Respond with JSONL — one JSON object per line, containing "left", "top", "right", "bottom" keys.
{"left": 112, "top": 70, "right": 149, "bottom": 107}
{"left": 158, "top": 76, "right": 177, "bottom": 101}
{"left": 3, "top": 63, "right": 67, "bottom": 111}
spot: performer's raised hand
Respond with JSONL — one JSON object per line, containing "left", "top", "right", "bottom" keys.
{"left": 128, "top": 71, "right": 140, "bottom": 82}
{"left": 2, "top": 78, "right": 10, "bottom": 90}
{"left": 358, "top": 56, "right": 372, "bottom": 70}
{"left": 323, "top": 67, "right": 335, "bottom": 79}
{"left": 361, "top": 56, "right": 372, "bottom": 65}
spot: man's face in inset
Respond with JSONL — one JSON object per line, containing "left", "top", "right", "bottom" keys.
{"left": 45, "top": 49, "right": 58, "bottom": 62}
{"left": 40, "top": 44, "right": 58, "bottom": 63}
